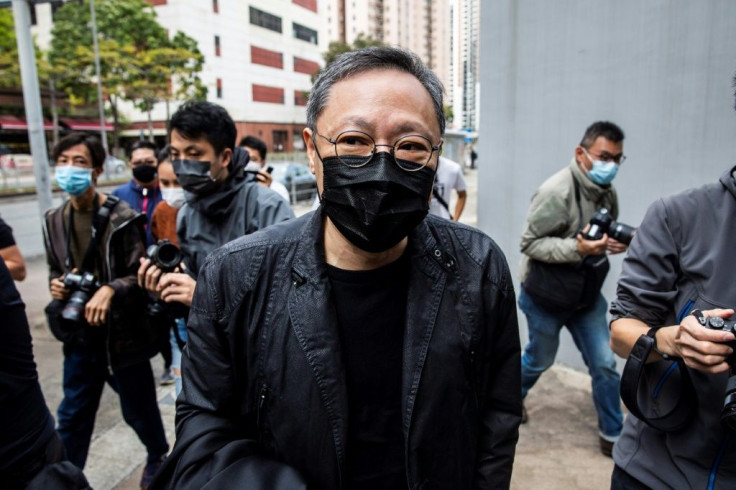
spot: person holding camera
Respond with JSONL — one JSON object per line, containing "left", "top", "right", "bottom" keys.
{"left": 138, "top": 102, "right": 294, "bottom": 309}
{"left": 518, "top": 121, "right": 628, "bottom": 456}
{"left": 239, "top": 135, "right": 291, "bottom": 204}
{"left": 608, "top": 98, "right": 736, "bottom": 486}
{"left": 43, "top": 133, "right": 168, "bottom": 488}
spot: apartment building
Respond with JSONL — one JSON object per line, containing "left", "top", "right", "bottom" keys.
{"left": 148, "top": 0, "right": 326, "bottom": 152}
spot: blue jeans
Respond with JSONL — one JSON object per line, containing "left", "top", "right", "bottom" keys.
{"left": 519, "top": 287, "right": 623, "bottom": 438}
{"left": 169, "top": 318, "right": 188, "bottom": 397}
{"left": 56, "top": 343, "right": 169, "bottom": 469}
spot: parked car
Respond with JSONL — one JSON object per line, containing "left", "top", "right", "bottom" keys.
{"left": 269, "top": 161, "right": 317, "bottom": 203}
{"left": 104, "top": 156, "right": 126, "bottom": 175}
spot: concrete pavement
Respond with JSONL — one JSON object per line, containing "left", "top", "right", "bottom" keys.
{"left": 14, "top": 167, "right": 616, "bottom": 489}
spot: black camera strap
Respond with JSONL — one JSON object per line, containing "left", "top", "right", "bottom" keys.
{"left": 620, "top": 327, "right": 696, "bottom": 432}
{"left": 65, "top": 194, "right": 120, "bottom": 273}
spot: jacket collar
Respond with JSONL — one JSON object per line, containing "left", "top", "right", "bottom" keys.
{"left": 287, "top": 211, "right": 450, "bottom": 472}
{"left": 569, "top": 158, "right": 615, "bottom": 203}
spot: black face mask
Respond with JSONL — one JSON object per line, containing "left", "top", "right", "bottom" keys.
{"left": 132, "top": 164, "right": 157, "bottom": 184}
{"left": 172, "top": 159, "right": 223, "bottom": 196}
{"left": 319, "top": 153, "right": 435, "bottom": 253}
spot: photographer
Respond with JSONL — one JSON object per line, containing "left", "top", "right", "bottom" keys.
{"left": 239, "top": 135, "right": 291, "bottom": 204}
{"left": 609, "top": 163, "right": 736, "bottom": 486}
{"left": 138, "top": 102, "right": 293, "bottom": 308}
{"left": 518, "top": 121, "right": 628, "bottom": 456}
{"left": 43, "top": 133, "right": 168, "bottom": 488}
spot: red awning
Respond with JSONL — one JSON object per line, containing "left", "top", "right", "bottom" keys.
{"left": 0, "top": 115, "right": 55, "bottom": 131}
{"left": 60, "top": 118, "right": 114, "bottom": 132}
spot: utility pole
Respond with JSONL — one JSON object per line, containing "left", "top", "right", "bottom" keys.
{"left": 12, "top": 0, "right": 54, "bottom": 214}
{"left": 89, "top": 0, "right": 109, "bottom": 155}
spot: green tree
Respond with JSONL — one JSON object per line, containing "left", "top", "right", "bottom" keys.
{"left": 48, "top": 0, "right": 205, "bottom": 150}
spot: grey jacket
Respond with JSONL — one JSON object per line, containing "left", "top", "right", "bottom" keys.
{"left": 177, "top": 147, "right": 295, "bottom": 277}
{"left": 519, "top": 159, "right": 618, "bottom": 281}
{"left": 610, "top": 167, "right": 736, "bottom": 489}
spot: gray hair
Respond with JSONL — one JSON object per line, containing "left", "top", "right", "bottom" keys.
{"left": 306, "top": 46, "right": 446, "bottom": 135}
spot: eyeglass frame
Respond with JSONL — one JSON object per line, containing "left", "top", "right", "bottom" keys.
{"left": 583, "top": 147, "right": 626, "bottom": 165}
{"left": 313, "top": 129, "right": 443, "bottom": 172}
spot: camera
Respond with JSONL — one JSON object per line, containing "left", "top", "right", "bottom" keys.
{"left": 704, "top": 316, "right": 736, "bottom": 431}
{"left": 61, "top": 271, "right": 99, "bottom": 324}
{"left": 146, "top": 239, "right": 182, "bottom": 273}
{"left": 583, "top": 208, "right": 636, "bottom": 245}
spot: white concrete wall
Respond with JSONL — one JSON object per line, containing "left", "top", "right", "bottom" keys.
{"left": 478, "top": 0, "right": 736, "bottom": 370}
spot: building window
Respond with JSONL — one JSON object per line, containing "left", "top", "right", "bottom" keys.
{"left": 215, "top": 35, "right": 220, "bottom": 57}
{"left": 293, "top": 22, "right": 318, "bottom": 45}
{"left": 216, "top": 78, "right": 222, "bottom": 99}
{"left": 251, "top": 46, "right": 284, "bottom": 69}
{"left": 293, "top": 57, "right": 320, "bottom": 76}
{"left": 273, "top": 130, "right": 288, "bottom": 152}
{"left": 292, "top": 0, "right": 317, "bottom": 12}
{"left": 253, "top": 84, "right": 285, "bottom": 104}
{"left": 213, "top": 0, "right": 218, "bottom": 13}
{"left": 250, "top": 6, "right": 282, "bottom": 33}
{"left": 294, "top": 90, "right": 308, "bottom": 106}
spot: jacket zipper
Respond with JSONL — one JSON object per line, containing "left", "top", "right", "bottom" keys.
{"left": 708, "top": 434, "right": 729, "bottom": 490}
{"left": 257, "top": 384, "right": 269, "bottom": 437}
{"left": 102, "top": 213, "right": 142, "bottom": 374}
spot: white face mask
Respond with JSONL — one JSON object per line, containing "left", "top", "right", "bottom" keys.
{"left": 161, "top": 187, "right": 186, "bottom": 209}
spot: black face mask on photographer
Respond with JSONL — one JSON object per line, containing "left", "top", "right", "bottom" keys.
{"left": 132, "top": 164, "right": 157, "bottom": 184}
{"left": 318, "top": 152, "right": 435, "bottom": 253}
{"left": 172, "top": 159, "right": 224, "bottom": 196}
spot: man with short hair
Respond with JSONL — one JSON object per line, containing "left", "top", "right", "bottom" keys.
{"left": 607, "top": 75, "right": 736, "bottom": 489}
{"left": 239, "top": 135, "right": 290, "bottom": 203}
{"left": 43, "top": 132, "right": 167, "bottom": 488}
{"left": 429, "top": 156, "right": 467, "bottom": 221}
{"left": 138, "top": 102, "right": 294, "bottom": 308}
{"left": 151, "top": 46, "right": 520, "bottom": 490}
{"left": 518, "top": 121, "right": 627, "bottom": 456}
{"left": 112, "top": 140, "right": 162, "bottom": 247}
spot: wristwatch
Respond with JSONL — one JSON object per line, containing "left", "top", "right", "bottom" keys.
{"left": 646, "top": 326, "right": 673, "bottom": 361}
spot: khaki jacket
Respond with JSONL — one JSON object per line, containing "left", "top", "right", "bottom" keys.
{"left": 519, "top": 159, "right": 618, "bottom": 281}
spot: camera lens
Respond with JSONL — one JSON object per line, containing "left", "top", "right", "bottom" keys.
{"left": 61, "top": 291, "right": 90, "bottom": 324}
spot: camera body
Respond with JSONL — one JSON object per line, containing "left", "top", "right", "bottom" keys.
{"left": 704, "top": 316, "right": 736, "bottom": 431}
{"left": 61, "top": 271, "right": 99, "bottom": 324}
{"left": 146, "top": 239, "right": 182, "bottom": 273}
{"left": 583, "top": 208, "right": 636, "bottom": 245}
{"left": 704, "top": 316, "right": 736, "bottom": 353}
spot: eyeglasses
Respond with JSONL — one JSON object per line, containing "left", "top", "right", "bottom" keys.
{"left": 584, "top": 148, "right": 626, "bottom": 165}
{"left": 315, "top": 129, "right": 442, "bottom": 172}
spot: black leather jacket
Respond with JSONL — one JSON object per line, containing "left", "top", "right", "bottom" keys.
{"left": 153, "top": 210, "right": 521, "bottom": 489}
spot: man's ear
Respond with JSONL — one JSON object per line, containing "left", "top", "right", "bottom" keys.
{"left": 574, "top": 146, "right": 585, "bottom": 165}
{"left": 304, "top": 127, "right": 317, "bottom": 175}
{"left": 93, "top": 167, "right": 103, "bottom": 183}
{"left": 221, "top": 148, "right": 233, "bottom": 169}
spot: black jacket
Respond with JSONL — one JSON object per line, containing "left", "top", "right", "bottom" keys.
{"left": 153, "top": 210, "right": 521, "bottom": 489}
{"left": 42, "top": 197, "right": 153, "bottom": 370}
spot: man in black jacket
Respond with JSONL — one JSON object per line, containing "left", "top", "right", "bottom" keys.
{"left": 152, "top": 47, "right": 521, "bottom": 489}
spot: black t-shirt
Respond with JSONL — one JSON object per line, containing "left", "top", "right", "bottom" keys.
{"left": 0, "top": 257, "right": 55, "bottom": 474}
{"left": 0, "top": 216, "right": 16, "bottom": 249}
{"left": 327, "top": 254, "right": 409, "bottom": 490}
